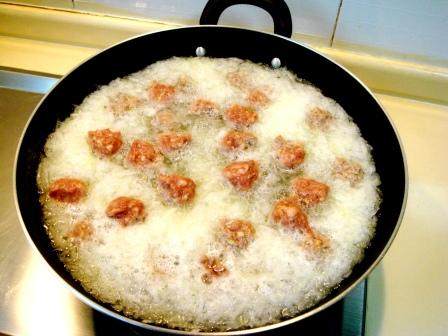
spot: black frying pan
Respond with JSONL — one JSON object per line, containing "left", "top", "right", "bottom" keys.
{"left": 14, "top": 0, "right": 407, "bottom": 334}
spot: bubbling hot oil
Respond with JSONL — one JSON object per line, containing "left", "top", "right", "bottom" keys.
{"left": 37, "top": 57, "right": 380, "bottom": 331}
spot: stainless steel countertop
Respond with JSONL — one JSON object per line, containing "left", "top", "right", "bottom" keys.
{"left": 0, "top": 76, "right": 366, "bottom": 336}
{"left": 0, "top": 87, "right": 95, "bottom": 336}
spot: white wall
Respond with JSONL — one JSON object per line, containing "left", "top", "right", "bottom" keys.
{"left": 334, "top": 0, "right": 448, "bottom": 66}
{"left": 72, "top": 0, "right": 341, "bottom": 45}
{"left": 3, "top": 0, "right": 448, "bottom": 66}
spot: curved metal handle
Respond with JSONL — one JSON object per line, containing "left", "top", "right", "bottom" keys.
{"left": 200, "top": 0, "right": 293, "bottom": 38}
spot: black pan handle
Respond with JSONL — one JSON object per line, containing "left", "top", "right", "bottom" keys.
{"left": 200, "top": 0, "right": 293, "bottom": 38}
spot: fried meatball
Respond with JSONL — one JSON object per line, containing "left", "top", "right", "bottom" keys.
{"left": 221, "top": 130, "right": 257, "bottom": 151}
{"left": 156, "top": 132, "right": 192, "bottom": 153}
{"left": 69, "top": 220, "right": 93, "bottom": 240}
{"left": 106, "top": 196, "right": 146, "bottom": 226}
{"left": 190, "top": 99, "right": 220, "bottom": 117}
{"left": 48, "top": 178, "right": 87, "bottom": 203}
{"left": 274, "top": 136, "right": 305, "bottom": 169}
{"left": 291, "top": 178, "right": 329, "bottom": 207}
{"left": 307, "top": 107, "right": 333, "bottom": 130}
{"left": 148, "top": 82, "right": 176, "bottom": 102}
{"left": 127, "top": 140, "right": 160, "bottom": 166}
{"left": 225, "top": 104, "right": 258, "bottom": 128}
{"left": 223, "top": 160, "right": 259, "bottom": 191}
{"left": 88, "top": 129, "right": 122, "bottom": 156}
{"left": 157, "top": 174, "right": 196, "bottom": 205}
{"left": 109, "top": 93, "right": 143, "bottom": 114}
{"left": 272, "top": 197, "right": 312, "bottom": 234}
{"left": 220, "top": 219, "right": 255, "bottom": 249}
{"left": 247, "top": 89, "right": 270, "bottom": 107}
{"left": 200, "top": 256, "right": 228, "bottom": 284}
{"left": 332, "top": 158, "right": 364, "bottom": 186}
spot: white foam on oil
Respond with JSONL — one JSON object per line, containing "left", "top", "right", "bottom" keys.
{"left": 37, "top": 57, "right": 380, "bottom": 331}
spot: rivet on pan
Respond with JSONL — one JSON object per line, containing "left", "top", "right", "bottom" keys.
{"left": 196, "top": 47, "right": 206, "bottom": 57}
{"left": 271, "top": 57, "right": 281, "bottom": 69}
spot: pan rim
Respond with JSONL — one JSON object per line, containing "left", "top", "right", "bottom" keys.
{"left": 13, "top": 24, "right": 408, "bottom": 335}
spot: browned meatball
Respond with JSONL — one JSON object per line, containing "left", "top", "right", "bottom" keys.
{"left": 200, "top": 256, "right": 228, "bottom": 284}
{"left": 247, "top": 89, "right": 270, "bottom": 107}
{"left": 109, "top": 93, "right": 143, "bottom": 114}
{"left": 157, "top": 174, "right": 196, "bottom": 205}
{"left": 48, "top": 178, "right": 87, "bottom": 203}
{"left": 291, "top": 178, "right": 329, "bottom": 207}
{"left": 223, "top": 160, "right": 259, "bottom": 191}
{"left": 106, "top": 196, "right": 146, "bottom": 226}
{"left": 148, "top": 82, "right": 176, "bottom": 102}
{"left": 150, "top": 109, "right": 180, "bottom": 131}
{"left": 274, "top": 136, "right": 305, "bottom": 169}
{"left": 332, "top": 158, "right": 364, "bottom": 186}
{"left": 127, "top": 140, "right": 160, "bottom": 166}
{"left": 156, "top": 132, "right": 191, "bottom": 154}
{"left": 220, "top": 219, "right": 255, "bottom": 249}
{"left": 88, "top": 129, "right": 122, "bottom": 156}
{"left": 225, "top": 104, "right": 258, "bottom": 127}
{"left": 190, "top": 99, "right": 220, "bottom": 117}
{"left": 307, "top": 107, "right": 333, "bottom": 130}
{"left": 272, "top": 197, "right": 312, "bottom": 234}
{"left": 221, "top": 130, "right": 257, "bottom": 151}
{"left": 69, "top": 220, "right": 93, "bottom": 240}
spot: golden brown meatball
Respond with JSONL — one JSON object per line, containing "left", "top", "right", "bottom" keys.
{"left": 156, "top": 132, "right": 192, "bottom": 153}
{"left": 223, "top": 160, "right": 259, "bottom": 191}
{"left": 200, "top": 256, "right": 228, "bottom": 284}
{"left": 291, "top": 178, "right": 329, "bottom": 207}
{"left": 48, "top": 178, "right": 87, "bottom": 203}
{"left": 127, "top": 140, "right": 160, "bottom": 166}
{"left": 332, "top": 158, "right": 364, "bottom": 186}
{"left": 247, "top": 89, "right": 270, "bottom": 108}
{"left": 225, "top": 104, "right": 258, "bottom": 128}
{"left": 272, "top": 197, "right": 312, "bottom": 234}
{"left": 106, "top": 196, "right": 146, "bottom": 226}
{"left": 273, "top": 198, "right": 330, "bottom": 252}
{"left": 190, "top": 99, "right": 220, "bottom": 117}
{"left": 69, "top": 220, "right": 93, "bottom": 240}
{"left": 157, "top": 174, "right": 196, "bottom": 205}
{"left": 109, "top": 93, "right": 143, "bottom": 114}
{"left": 220, "top": 219, "right": 255, "bottom": 249}
{"left": 88, "top": 129, "right": 123, "bottom": 156}
{"left": 221, "top": 130, "right": 257, "bottom": 151}
{"left": 148, "top": 82, "right": 176, "bottom": 102}
{"left": 274, "top": 136, "right": 305, "bottom": 169}
{"left": 307, "top": 107, "right": 333, "bottom": 130}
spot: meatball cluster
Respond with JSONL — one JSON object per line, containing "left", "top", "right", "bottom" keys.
{"left": 47, "top": 72, "right": 365, "bottom": 284}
